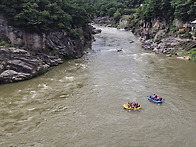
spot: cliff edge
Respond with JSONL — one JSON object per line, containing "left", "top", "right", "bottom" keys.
{"left": 0, "top": 15, "right": 92, "bottom": 84}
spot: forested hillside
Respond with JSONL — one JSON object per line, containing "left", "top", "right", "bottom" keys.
{"left": 88, "top": 0, "right": 144, "bottom": 16}
{"left": 137, "top": 0, "right": 196, "bottom": 23}
{"left": 85, "top": 0, "right": 144, "bottom": 23}
{"left": 1, "top": 0, "right": 195, "bottom": 34}
{"left": 0, "top": 0, "right": 94, "bottom": 36}
{"left": 87, "top": 0, "right": 196, "bottom": 25}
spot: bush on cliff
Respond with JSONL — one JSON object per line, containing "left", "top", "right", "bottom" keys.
{"left": 0, "top": 41, "right": 11, "bottom": 47}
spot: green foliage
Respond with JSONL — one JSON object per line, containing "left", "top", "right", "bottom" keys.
{"left": 136, "top": 0, "right": 195, "bottom": 24}
{"left": 180, "top": 48, "right": 196, "bottom": 62}
{"left": 194, "top": 29, "right": 196, "bottom": 37}
{"left": 0, "top": 0, "right": 194, "bottom": 36}
{"left": 89, "top": 0, "right": 144, "bottom": 17}
{"left": 167, "top": 49, "right": 177, "bottom": 55}
{"left": 0, "top": 41, "right": 10, "bottom": 47}
{"left": 191, "top": 49, "right": 196, "bottom": 62}
{"left": 0, "top": 0, "right": 93, "bottom": 35}
{"left": 124, "top": 8, "right": 137, "bottom": 15}
{"left": 154, "top": 38, "right": 162, "bottom": 43}
{"left": 188, "top": 48, "right": 196, "bottom": 62}
{"left": 136, "top": 0, "right": 174, "bottom": 23}
{"left": 171, "top": 0, "right": 196, "bottom": 22}
{"left": 169, "top": 24, "right": 179, "bottom": 34}
{"left": 113, "top": 9, "right": 121, "bottom": 23}
{"left": 69, "top": 29, "right": 79, "bottom": 38}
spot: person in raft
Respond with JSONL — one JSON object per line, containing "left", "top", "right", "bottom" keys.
{"left": 150, "top": 94, "right": 157, "bottom": 99}
{"left": 127, "top": 102, "right": 132, "bottom": 108}
{"left": 151, "top": 94, "right": 162, "bottom": 101}
{"left": 128, "top": 102, "right": 139, "bottom": 108}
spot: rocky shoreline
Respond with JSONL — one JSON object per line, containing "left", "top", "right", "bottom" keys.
{"left": 0, "top": 16, "right": 93, "bottom": 84}
{"left": 0, "top": 47, "right": 61, "bottom": 84}
{"left": 132, "top": 28, "right": 196, "bottom": 60}
{"left": 93, "top": 16, "right": 196, "bottom": 60}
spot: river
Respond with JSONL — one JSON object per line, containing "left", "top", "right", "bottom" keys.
{"left": 0, "top": 26, "right": 196, "bottom": 147}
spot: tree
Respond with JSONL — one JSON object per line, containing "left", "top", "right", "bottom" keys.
{"left": 171, "top": 0, "right": 196, "bottom": 22}
{"left": 187, "top": 1, "right": 196, "bottom": 21}
{"left": 113, "top": 9, "right": 121, "bottom": 23}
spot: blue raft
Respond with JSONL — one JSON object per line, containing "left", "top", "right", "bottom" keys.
{"left": 148, "top": 95, "right": 163, "bottom": 103}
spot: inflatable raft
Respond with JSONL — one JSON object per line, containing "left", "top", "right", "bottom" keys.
{"left": 148, "top": 95, "right": 163, "bottom": 103}
{"left": 123, "top": 103, "right": 141, "bottom": 111}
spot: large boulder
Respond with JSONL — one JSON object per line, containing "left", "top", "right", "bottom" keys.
{"left": 0, "top": 47, "right": 49, "bottom": 84}
{"left": 92, "top": 28, "right": 102, "bottom": 34}
{"left": 93, "top": 16, "right": 112, "bottom": 25}
{"left": 154, "top": 30, "right": 166, "bottom": 41}
{"left": 0, "top": 70, "right": 31, "bottom": 83}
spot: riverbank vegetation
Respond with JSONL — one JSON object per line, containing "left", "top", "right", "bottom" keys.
{"left": 179, "top": 48, "right": 196, "bottom": 62}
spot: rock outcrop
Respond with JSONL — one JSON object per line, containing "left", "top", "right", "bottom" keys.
{"left": 130, "top": 19, "right": 195, "bottom": 56}
{"left": 0, "top": 47, "right": 49, "bottom": 83}
{"left": 93, "top": 16, "right": 112, "bottom": 26}
{"left": 92, "top": 28, "right": 102, "bottom": 34}
{"left": 0, "top": 15, "right": 92, "bottom": 84}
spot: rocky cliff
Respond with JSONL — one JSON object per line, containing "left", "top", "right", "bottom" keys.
{"left": 130, "top": 19, "right": 195, "bottom": 56}
{"left": 0, "top": 15, "right": 92, "bottom": 84}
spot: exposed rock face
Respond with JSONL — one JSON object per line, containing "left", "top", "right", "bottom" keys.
{"left": 93, "top": 16, "right": 112, "bottom": 26}
{"left": 130, "top": 19, "right": 195, "bottom": 55}
{"left": 0, "top": 47, "right": 49, "bottom": 83}
{"left": 119, "top": 19, "right": 128, "bottom": 27}
{"left": 141, "top": 36, "right": 192, "bottom": 54}
{"left": 154, "top": 30, "right": 166, "bottom": 41}
{"left": 0, "top": 15, "right": 92, "bottom": 84}
{"left": 0, "top": 15, "right": 44, "bottom": 50}
{"left": 0, "top": 15, "right": 91, "bottom": 56}
{"left": 45, "top": 31, "right": 87, "bottom": 58}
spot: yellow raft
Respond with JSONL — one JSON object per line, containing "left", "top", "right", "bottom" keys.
{"left": 123, "top": 104, "right": 141, "bottom": 111}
